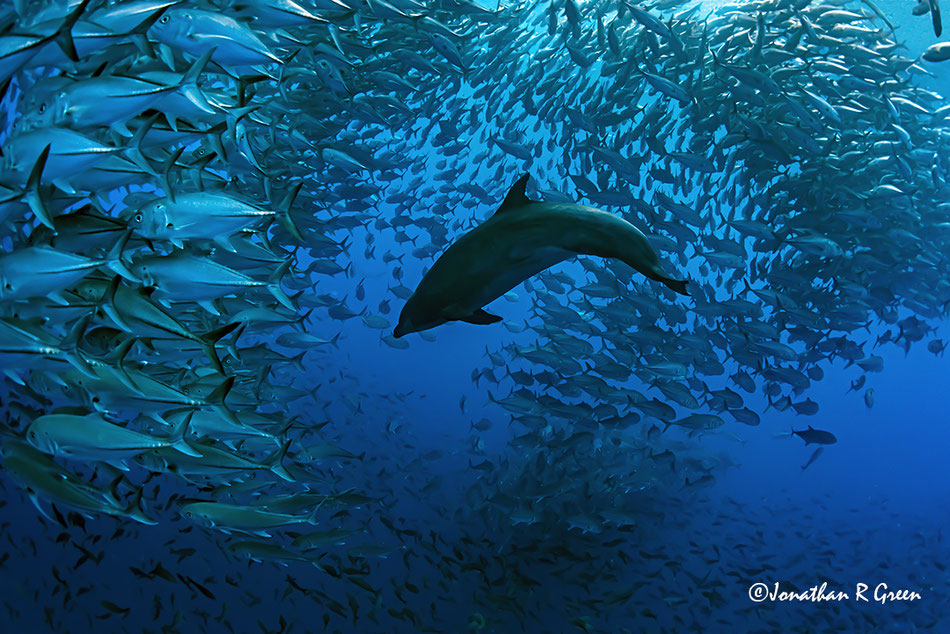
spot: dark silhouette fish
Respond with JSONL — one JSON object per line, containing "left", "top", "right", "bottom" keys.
{"left": 801, "top": 447, "right": 824, "bottom": 471}
{"left": 792, "top": 426, "right": 837, "bottom": 446}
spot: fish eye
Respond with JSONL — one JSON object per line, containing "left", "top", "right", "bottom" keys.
{"left": 134, "top": 213, "right": 143, "bottom": 223}
{"left": 160, "top": 15, "right": 169, "bottom": 23}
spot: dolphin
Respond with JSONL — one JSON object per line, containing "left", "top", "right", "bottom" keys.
{"left": 393, "top": 174, "right": 689, "bottom": 338}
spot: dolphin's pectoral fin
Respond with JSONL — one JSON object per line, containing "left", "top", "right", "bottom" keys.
{"left": 495, "top": 174, "right": 532, "bottom": 214}
{"left": 459, "top": 309, "right": 503, "bottom": 325}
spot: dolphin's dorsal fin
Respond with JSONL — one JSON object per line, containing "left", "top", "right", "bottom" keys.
{"left": 496, "top": 174, "right": 532, "bottom": 214}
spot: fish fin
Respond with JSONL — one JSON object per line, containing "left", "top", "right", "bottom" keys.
{"left": 161, "top": 146, "right": 185, "bottom": 203}
{"left": 28, "top": 493, "right": 54, "bottom": 523}
{"left": 265, "top": 439, "right": 294, "bottom": 482}
{"left": 276, "top": 182, "right": 304, "bottom": 241}
{"left": 158, "top": 43, "right": 176, "bottom": 71}
{"left": 103, "top": 276, "right": 135, "bottom": 333}
{"left": 125, "top": 112, "right": 159, "bottom": 173}
{"left": 198, "top": 300, "right": 220, "bottom": 316}
{"left": 459, "top": 309, "right": 502, "bottom": 325}
{"left": 207, "top": 376, "right": 242, "bottom": 428}
{"left": 51, "top": 177, "right": 76, "bottom": 194}
{"left": 51, "top": 0, "right": 92, "bottom": 63}
{"left": 495, "top": 174, "right": 532, "bottom": 214}
{"left": 109, "top": 121, "right": 132, "bottom": 138}
{"left": 181, "top": 47, "right": 215, "bottom": 87}
{"left": 169, "top": 411, "right": 201, "bottom": 457}
{"left": 4, "top": 370, "right": 25, "bottom": 386}
{"left": 47, "top": 290, "right": 69, "bottom": 306}
{"left": 268, "top": 259, "right": 296, "bottom": 311}
{"left": 25, "top": 144, "right": 54, "bottom": 230}
{"left": 124, "top": 486, "right": 158, "bottom": 525}
{"left": 105, "top": 230, "right": 139, "bottom": 282}
{"left": 199, "top": 322, "right": 239, "bottom": 374}
{"left": 128, "top": 5, "right": 171, "bottom": 58}
{"left": 61, "top": 313, "right": 96, "bottom": 378}
{"left": 207, "top": 376, "right": 234, "bottom": 406}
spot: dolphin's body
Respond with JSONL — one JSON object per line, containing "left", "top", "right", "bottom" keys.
{"left": 393, "top": 175, "right": 689, "bottom": 338}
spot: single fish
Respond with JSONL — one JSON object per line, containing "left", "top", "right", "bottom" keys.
{"left": 801, "top": 447, "right": 824, "bottom": 471}
{"left": 792, "top": 426, "right": 838, "bottom": 446}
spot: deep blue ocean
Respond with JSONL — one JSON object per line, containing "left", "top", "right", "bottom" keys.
{"left": 1, "top": 0, "right": 949, "bottom": 632}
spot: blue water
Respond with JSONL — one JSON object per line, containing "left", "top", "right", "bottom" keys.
{"left": 2, "top": 0, "right": 950, "bottom": 632}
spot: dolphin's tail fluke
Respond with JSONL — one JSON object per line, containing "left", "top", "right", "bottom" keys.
{"left": 661, "top": 277, "right": 690, "bottom": 296}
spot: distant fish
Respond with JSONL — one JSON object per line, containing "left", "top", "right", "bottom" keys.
{"left": 394, "top": 174, "right": 689, "bottom": 337}
{"left": 792, "top": 426, "right": 837, "bottom": 446}
{"left": 801, "top": 447, "right": 824, "bottom": 471}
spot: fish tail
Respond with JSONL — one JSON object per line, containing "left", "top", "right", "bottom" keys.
{"left": 267, "top": 259, "right": 297, "bottom": 311}
{"left": 50, "top": 0, "right": 91, "bottom": 63}
{"left": 169, "top": 411, "right": 201, "bottom": 458}
{"left": 126, "top": 4, "right": 170, "bottom": 58}
{"left": 290, "top": 350, "right": 305, "bottom": 373}
{"left": 25, "top": 144, "right": 54, "bottom": 230}
{"left": 276, "top": 183, "right": 305, "bottom": 241}
{"left": 105, "top": 230, "right": 139, "bottom": 283}
{"left": 199, "top": 322, "right": 239, "bottom": 375}
{"left": 266, "top": 439, "right": 294, "bottom": 482}
{"left": 181, "top": 47, "right": 215, "bottom": 88}
{"left": 125, "top": 112, "right": 160, "bottom": 174}
{"left": 59, "top": 313, "right": 96, "bottom": 378}
{"left": 123, "top": 486, "right": 159, "bottom": 526}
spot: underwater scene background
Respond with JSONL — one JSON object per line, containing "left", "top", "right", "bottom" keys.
{"left": 1, "top": 0, "right": 949, "bottom": 631}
